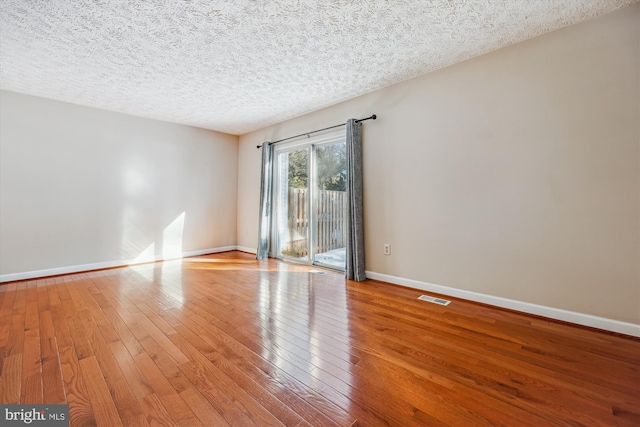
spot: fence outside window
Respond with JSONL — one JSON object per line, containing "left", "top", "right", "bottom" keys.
{"left": 282, "top": 187, "right": 347, "bottom": 258}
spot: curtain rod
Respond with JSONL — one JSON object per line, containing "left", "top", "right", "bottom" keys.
{"left": 256, "top": 114, "right": 377, "bottom": 148}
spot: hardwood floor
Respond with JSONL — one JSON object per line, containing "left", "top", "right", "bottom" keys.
{"left": 1, "top": 251, "right": 638, "bottom": 426}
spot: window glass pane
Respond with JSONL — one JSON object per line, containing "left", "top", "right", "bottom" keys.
{"left": 312, "top": 142, "right": 346, "bottom": 270}
{"left": 276, "top": 149, "right": 309, "bottom": 261}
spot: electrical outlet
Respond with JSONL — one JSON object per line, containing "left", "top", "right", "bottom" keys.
{"left": 383, "top": 244, "right": 391, "bottom": 255}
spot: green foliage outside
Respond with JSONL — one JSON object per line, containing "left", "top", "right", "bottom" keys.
{"left": 287, "top": 143, "right": 346, "bottom": 191}
{"left": 287, "top": 149, "right": 309, "bottom": 189}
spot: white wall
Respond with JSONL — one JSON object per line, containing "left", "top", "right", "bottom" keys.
{"left": 237, "top": 5, "right": 639, "bottom": 326}
{"left": 0, "top": 91, "right": 238, "bottom": 278}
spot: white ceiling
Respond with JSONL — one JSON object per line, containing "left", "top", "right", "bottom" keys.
{"left": 0, "top": 0, "right": 635, "bottom": 135}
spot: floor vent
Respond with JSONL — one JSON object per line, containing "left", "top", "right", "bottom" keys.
{"left": 309, "top": 270, "right": 327, "bottom": 275}
{"left": 418, "top": 295, "right": 451, "bottom": 306}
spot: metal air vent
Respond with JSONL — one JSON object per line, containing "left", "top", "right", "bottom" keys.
{"left": 418, "top": 295, "right": 451, "bottom": 306}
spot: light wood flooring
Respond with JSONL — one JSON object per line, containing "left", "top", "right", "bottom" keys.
{"left": 1, "top": 251, "right": 639, "bottom": 426}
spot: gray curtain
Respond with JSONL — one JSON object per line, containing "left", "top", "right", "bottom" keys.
{"left": 346, "top": 119, "right": 366, "bottom": 281}
{"left": 257, "top": 141, "right": 273, "bottom": 260}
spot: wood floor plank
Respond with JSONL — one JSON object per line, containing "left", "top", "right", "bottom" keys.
{"left": 24, "top": 281, "right": 40, "bottom": 332}
{"left": 98, "top": 274, "right": 141, "bottom": 315}
{"left": 20, "top": 328, "right": 42, "bottom": 403}
{"left": 41, "top": 351, "right": 66, "bottom": 404}
{"left": 39, "top": 307, "right": 66, "bottom": 404}
{"left": 134, "top": 314, "right": 189, "bottom": 364}
{"left": 66, "top": 315, "right": 93, "bottom": 361}
{"left": 57, "top": 279, "right": 80, "bottom": 319}
{"left": 179, "top": 386, "right": 231, "bottom": 427}
{"left": 178, "top": 360, "right": 263, "bottom": 427}
{"left": 133, "top": 351, "right": 203, "bottom": 427}
{"left": 11, "top": 282, "right": 27, "bottom": 317}
{"left": 46, "top": 281, "right": 62, "bottom": 307}
{"left": 0, "top": 313, "right": 25, "bottom": 361}
{"left": 77, "top": 285, "right": 120, "bottom": 345}
{"left": 134, "top": 333, "right": 194, "bottom": 395}
{"left": 139, "top": 393, "right": 179, "bottom": 427}
{"left": 0, "top": 292, "right": 16, "bottom": 347}
{"left": 135, "top": 301, "right": 177, "bottom": 337}
{"left": 64, "top": 280, "right": 89, "bottom": 314}
{"left": 1, "top": 353, "right": 22, "bottom": 404}
{"left": 79, "top": 309, "right": 150, "bottom": 427}
{"left": 21, "top": 374, "right": 43, "bottom": 405}
{"left": 0, "top": 284, "right": 21, "bottom": 352}
{"left": 49, "top": 304, "right": 74, "bottom": 354}
{"left": 102, "top": 307, "right": 146, "bottom": 357}
{"left": 108, "top": 340, "right": 153, "bottom": 400}
{"left": 35, "top": 279, "right": 51, "bottom": 314}
{"left": 105, "top": 378, "right": 150, "bottom": 427}
{"left": 59, "top": 345, "right": 96, "bottom": 427}
{"left": 79, "top": 355, "right": 123, "bottom": 427}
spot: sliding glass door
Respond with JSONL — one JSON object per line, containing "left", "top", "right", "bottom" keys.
{"left": 273, "top": 134, "right": 346, "bottom": 270}
{"left": 312, "top": 141, "right": 347, "bottom": 269}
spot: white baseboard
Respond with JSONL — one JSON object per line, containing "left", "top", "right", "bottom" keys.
{"left": 365, "top": 270, "right": 640, "bottom": 338}
{"left": 236, "top": 246, "right": 257, "bottom": 254}
{"left": 184, "top": 246, "right": 238, "bottom": 257}
{"left": 0, "top": 246, "right": 238, "bottom": 283}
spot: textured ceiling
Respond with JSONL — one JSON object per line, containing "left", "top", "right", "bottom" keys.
{"left": 0, "top": 0, "right": 636, "bottom": 135}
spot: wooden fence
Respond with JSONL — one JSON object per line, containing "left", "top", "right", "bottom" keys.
{"left": 281, "top": 188, "right": 347, "bottom": 258}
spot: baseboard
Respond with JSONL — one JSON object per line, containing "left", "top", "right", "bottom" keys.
{"left": 236, "top": 246, "right": 257, "bottom": 254}
{"left": 365, "top": 270, "right": 640, "bottom": 338}
{"left": 0, "top": 246, "right": 238, "bottom": 283}
{"left": 184, "top": 246, "right": 238, "bottom": 257}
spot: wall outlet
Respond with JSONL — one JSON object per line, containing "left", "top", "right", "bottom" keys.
{"left": 384, "top": 244, "right": 391, "bottom": 255}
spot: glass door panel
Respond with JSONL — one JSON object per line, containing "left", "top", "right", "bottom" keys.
{"left": 312, "top": 141, "right": 346, "bottom": 270}
{"left": 276, "top": 148, "right": 309, "bottom": 262}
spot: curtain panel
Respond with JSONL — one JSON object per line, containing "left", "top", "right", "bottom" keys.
{"left": 256, "top": 141, "right": 273, "bottom": 260}
{"left": 346, "top": 119, "right": 366, "bottom": 281}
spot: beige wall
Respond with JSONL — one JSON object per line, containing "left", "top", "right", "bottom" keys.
{"left": 237, "top": 5, "right": 640, "bottom": 324}
{"left": 0, "top": 91, "right": 238, "bottom": 276}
